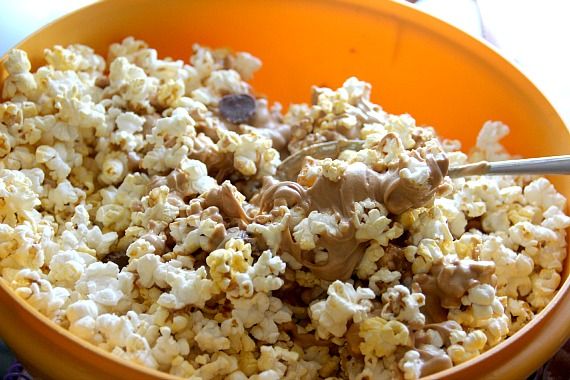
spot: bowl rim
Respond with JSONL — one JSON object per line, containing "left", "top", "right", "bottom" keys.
{"left": 0, "top": 0, "right": 568, "bottom": 379}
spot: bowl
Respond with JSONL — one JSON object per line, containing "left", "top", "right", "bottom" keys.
{"left": 1, "top": 1, "right": 569, "bottom": 379}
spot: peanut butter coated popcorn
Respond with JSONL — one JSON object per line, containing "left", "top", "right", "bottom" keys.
{"left": 1, "top": 38, "right": 568, "bottom": 379}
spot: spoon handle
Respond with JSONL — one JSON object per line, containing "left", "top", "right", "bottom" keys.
{"left": 449, "top": 156, "right": 570, "bottom": 178}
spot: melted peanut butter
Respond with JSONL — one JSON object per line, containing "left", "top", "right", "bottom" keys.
{"left": 281, "top": 322, "right": 330, "bottom": 348}
{"left": 202, "top": 181, "right": 253, "bottom": 224}
{"left": 417, "top": 345, "right": 453, "bottom": 377}
{"left": 253, "top": 156, "right": 448, "bottom": 281}
{"left": 415, "top": 260, "right": 497, "bottom": 322}
{"left": 345, "top": 322, "right": 363, "bottom": 356}
{"left": 414, "top": 321, "right": 462, "bottom": 347}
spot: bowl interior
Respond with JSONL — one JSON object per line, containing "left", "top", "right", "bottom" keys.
{"left": 0, "top": 1, "right": 569, "bottom": 379}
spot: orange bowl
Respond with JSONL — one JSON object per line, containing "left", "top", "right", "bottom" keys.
{"left": 1, "top": 1, "right": 569, "bottom": 379}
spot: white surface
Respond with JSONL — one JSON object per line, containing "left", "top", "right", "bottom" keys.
{"left": 0, "top": 0, "right": 96, "bottom": 54}
{"left": 415, "top": 0, "right": 570, "bottom": 126}
{"left": 0, "top": 0, "right": 568, "bottom": 126}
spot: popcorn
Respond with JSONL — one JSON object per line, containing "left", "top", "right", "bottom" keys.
{"left": 524, "top": 178, "right": 566, "bottom": 211}
{"left": 293, "top": 211, "right": 340, "bottom": 250}
{"left": 470, "top": 121, "right": 511, "bottom": 162}
{"left": 479, "top": 236, "right": 533, "bottom": 298}
{"left": 1, "top": 38, "right": 568, "bottom": 380}
{"left": 447, "top": 329, "right": 487, "bottom": 364}
{"left": 193, "top": 314, "right": 231, "bottom": 352}
{"left": 218, "top": 128, "right": 280, "bottom": 177}
{"left": 108, "top": 57, "right": 158, "bottom": 108}
{"left": 309, "top": 281, "right": 375, "bottom": 339}
{"left": 528, "top": 269, "right": 561, "bottom": 309}
{"left": 356, "top": 242, "right": 384, "bottom": 279}
{"left": 75, "top": 262, "right": 127, "bottom": 307}
{"left": 156, "top": 265, "right": 215, "bottom": 309}
{"left": 355, "top": 208, "right": 403, "bottom": 245}
{"left": 13, "top": 269, "right": 70, "bottom": 321}
{"left": 359, "top": 317, "right": 411, "bottom": 358}
{"left": 0, "top": 169, "right": 42, "bottom": 225}
{"left": 2, "top": 49, "right": 37, "bottom": 99}
{"left": 44, "top": 44, "right": 105, "bottom": 73}
{"left": 380, "top": 285, "right": 426, "bottom": 328}
{"left": 66, "top": 299, "right": 99, "bottom": 340}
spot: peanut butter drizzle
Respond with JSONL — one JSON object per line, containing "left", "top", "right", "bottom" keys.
{"left": 345, "top": 322, "right": 363, "bottom": 356}
{"left": 414, "top": 321, "right": 462, "bottom": 347}
{"left": 415, "top": 260, "right": 497, "bottom": 323}
{"left": 417, "top": 345, "right": 453, "bottom": 377}
{"left": 281, "top": 322, "right": 330, "bottom": 348}
{"left": 202, "top": 181, "right": 253, "bottom": 224}
{"left": 253, "top": 156, "right": 449, "bottom": 281}
{"left": 448, "top": 161, "right": 489, "bottom": 178}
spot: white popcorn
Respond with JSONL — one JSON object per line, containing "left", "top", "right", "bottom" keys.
{"left": 404, "top": 239, "right": 443, "bottom": 274}
{"left": 218, "top": 129, "right": 280, "bottom": 177}
{"left": 369, "top": 268, "right": 401, "bottom": 295}
{"left": 231, "top": 293, "right": 292, "bottom": 344}
{"left": 470, "top": 121, "right": 510, "bottom": 161}
{"left": 179, "top": 158, "right": 217, "bottom": 195}
{"left": 356, "top": 242, "right": 385, "bottom": 279}
{"left": 66, "top": 299, "right": 99, "bottom": 340}
{"left": 232, "top": 52, "right": 261, "bottom": 81}
{"left": 293, "top": 211, "right": 339, "bottom": 250}
{"left": 193, "top": 315, "right": 230, "bottom": 352}
{"left": 75, "top": 262, "right": 126, "bottom": 307}
{"left": 524, "top": 178, "right": 566, "bottom": 211}
{"left": 156, "top": 266, "right": 214, "bottom": 309}
{"left": 46, "top": 180, "right": 85, "bottom": 213}
{"left": 355, "top": 208, "right": 403, "bottom": 245}
{"left": 381, "top": 285, "right": 425, "bottom": 328}
{"left": 206, "top": 69, "right": 249, "bottom": 95}
{"left": 398, "top": 350, "right": 423, "bottom": 380}
{"left": 528, "top": 269, "right": 561, "bottom": 309}
{"left": 247, "top": 216, "right": 289, "bottom": 253}
{"left": 447, "top": 329, "right": 487, "bottom": 364}
{"left": 2, "top": 49, "right": 37, "bottom": 99}
{"left": 0, "top": 169, "right": 42, "bottom": 226}
{"left": 435, "top": 198, "right": 467, "bottom": 238}
{"left": 44, "top": 44, "right": 105, "bottom": 73}
{"left": 479, "top": 236, "right": 533, "bottom": 298}
{"left": 249, "top": 250, "right": 286, "bottom": 294}
{"left": 409, "top": 207, "right": 454, "bottom": 247}
{"left": 13, "top": 269, "right": 70, "bottom": 321}
{"left": 508, "top": 221, "right": 557, "bottom": 249}
{"left": 108, "top": 57, "right": 158, "bottom": 107}
{"left": 542, "top": 205, "right": 570, "bottom": 230}
{"left": 359, "top": 317, "right": 411, "bottom": 358}
{"left": 309, "top": 281, "right": 375, "bottom": 339}
{"left": 0, "top": 223, "right": 44, "bottom": 270}
{"left": 48, "top": 250, "right": 97, "bottom": 288}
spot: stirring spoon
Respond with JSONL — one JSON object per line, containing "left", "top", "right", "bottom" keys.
{"left": 276, "top": 140, "right": 570, "bottom": 181}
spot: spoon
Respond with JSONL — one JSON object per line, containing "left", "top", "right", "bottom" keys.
{"left": 276, "top": 140, "right": 570, "bottom": 181}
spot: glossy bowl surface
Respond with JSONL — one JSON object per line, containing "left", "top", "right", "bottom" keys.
{"left": 1, "top": 1, "right": 569, "bottom": 379}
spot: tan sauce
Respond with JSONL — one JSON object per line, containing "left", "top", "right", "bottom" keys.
{"left": 253, "top": 156, "right": 449, "bottom": 281}
{"left": 417, "top": 345, "right": 453, "bottom": 377}
{"left": 415, "top": 260, "right": 497, "bottom": 322}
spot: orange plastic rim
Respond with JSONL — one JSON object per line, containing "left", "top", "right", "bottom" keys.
{"left": 1, "top": 1, "right": 569, "bottom": 379}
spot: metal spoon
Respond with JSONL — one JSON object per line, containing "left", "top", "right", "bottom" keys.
{"left": 276, "top": 139, "right": 570, "bottom": 181}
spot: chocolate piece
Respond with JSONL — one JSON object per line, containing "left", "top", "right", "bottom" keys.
{"left": 219, "top": 94, "right": 256, "bottom": 124}
{"left": 101, "top": 252, "right": 129, "bottom": 270}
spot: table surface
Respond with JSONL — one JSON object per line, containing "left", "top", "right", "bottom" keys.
{"left": 0, "top": 0, "right": 569, "bottom": 379}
